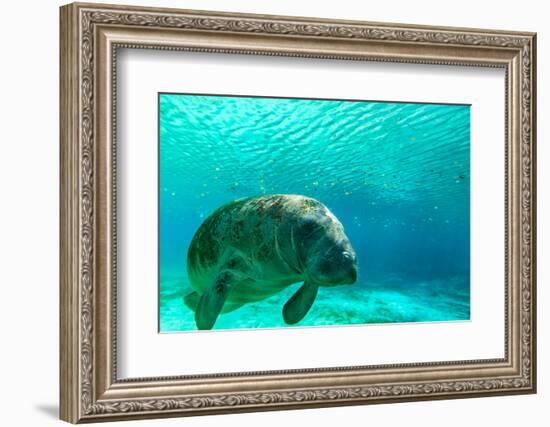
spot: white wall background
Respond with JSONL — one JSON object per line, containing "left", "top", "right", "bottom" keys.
{"left": 0, "top": 0, "right": 545, "bottom": 426}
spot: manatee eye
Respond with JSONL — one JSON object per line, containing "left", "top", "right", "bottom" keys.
{"left": 342, "top": 251, "right": 352, "bottom": 261}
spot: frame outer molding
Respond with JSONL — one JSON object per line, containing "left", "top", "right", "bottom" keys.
{"left": 59, "top": 2, "right": 536, "bottom": 423}
{"left": 60, "top": 4, "right": 81, "bottom": 423}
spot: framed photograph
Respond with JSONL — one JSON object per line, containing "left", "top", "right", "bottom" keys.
{"left": 60, "top": 2, "right": 537, "bottom": 423}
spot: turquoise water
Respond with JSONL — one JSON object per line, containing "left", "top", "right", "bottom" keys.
{"left": 159, "top": 93, "right": 470, "bottom": 332}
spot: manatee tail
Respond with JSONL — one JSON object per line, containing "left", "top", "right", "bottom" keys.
{"left": 183, "top": 291, "right": 200, "bottom": 312}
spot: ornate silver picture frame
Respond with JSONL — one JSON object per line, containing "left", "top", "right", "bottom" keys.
{"left": 60, "top": 2, "right": 536, "bottom": 423}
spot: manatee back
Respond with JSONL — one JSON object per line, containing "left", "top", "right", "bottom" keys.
{"left": 186, "top": 198, "right": 247, "bottom": 276}
{"left": 186, "top": 194, "right": 327, "bottom": 288}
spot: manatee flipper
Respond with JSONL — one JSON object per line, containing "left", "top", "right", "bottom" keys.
{"left": 183, "top": 291, "right": 200, "bottom": 312}
{"left": 195, "top": 270, "right": 238, "bottom": 330}
{"left": 282, "top": 281, "right": 319, "bottom": 325}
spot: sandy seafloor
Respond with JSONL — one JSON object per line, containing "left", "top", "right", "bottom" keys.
{"left": 159, "top": 272, "right": 470, "bottom": 332}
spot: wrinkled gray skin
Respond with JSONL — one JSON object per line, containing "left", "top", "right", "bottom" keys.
{"left": 184, "top": 194, "right": 357, "bottom": 330}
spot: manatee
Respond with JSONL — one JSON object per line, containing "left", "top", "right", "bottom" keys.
{"left": 184, "top": 194, "right": 358, "bottom": 330}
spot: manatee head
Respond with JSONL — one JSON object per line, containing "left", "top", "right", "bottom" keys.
{"left": 294, "top": 205, "right": 357, "bottom": 287}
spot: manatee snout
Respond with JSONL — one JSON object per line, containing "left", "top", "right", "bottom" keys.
{"left": 341, "top": 251, "right": 358, "bottom": 284}
{"left": 313, "top": 242, "right": 358, "bottom": 286}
